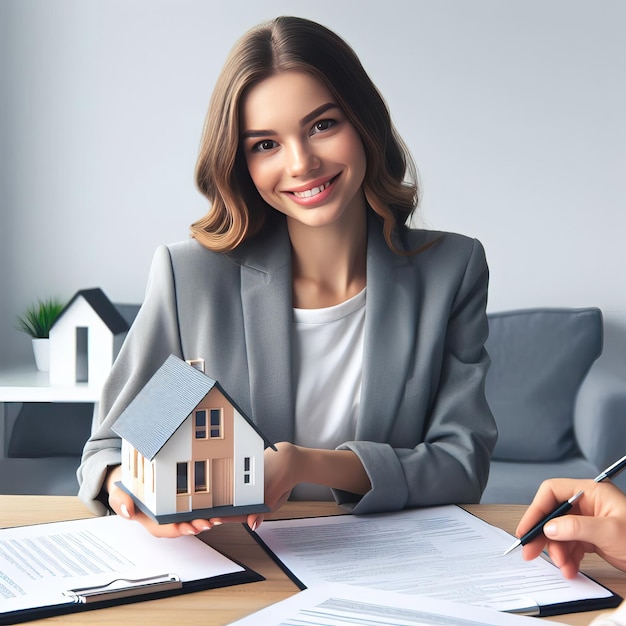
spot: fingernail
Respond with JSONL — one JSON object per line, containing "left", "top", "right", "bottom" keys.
{"left": 185, "top": 529, "right": 197, "bottom": 535}
{"left": 120, "top": 504, "right": 131, "bottom": 519}
{"left": 544, "top": 522, "right": 557, "bottom": 536}
{"left": 212, "top": 520, "right": 222, "bottom": 526}
{"left": 251, "top": 519, "right": 258, "bottom": 532}
{"left": 201, "top": 525, "right": 211, "bottom": 531}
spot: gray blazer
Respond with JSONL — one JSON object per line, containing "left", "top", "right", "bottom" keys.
{"left": 78, "top": 217, "right": 497, "bottom": 515}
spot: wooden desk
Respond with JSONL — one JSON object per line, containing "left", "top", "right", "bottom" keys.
{"left": 1, "top": 496, "right": 623, "bottom": 625}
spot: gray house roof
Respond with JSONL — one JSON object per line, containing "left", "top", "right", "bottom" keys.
{"left": 52, "top": 288, "right": 129, "bottom": 335}
{"left": 112, "top": 354, "right": 274, "bottom": 461}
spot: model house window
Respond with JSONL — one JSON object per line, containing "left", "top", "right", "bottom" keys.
{"left": 194, "top": 460, "right": 208, "bottom": 492}
{"left": 176, "top": 462, "right": 189, "bottom": 494}
{"left": 210, "top": 409, "right": 223, "bottom": 438}
{"left": 243, "top": 456, "right": 252, "bottom": 484}
{"left": 148, "top": 462, "right": 155, "bottom": 493}
{"left": 194, "top": 410, "right": 207, "bottom": 439}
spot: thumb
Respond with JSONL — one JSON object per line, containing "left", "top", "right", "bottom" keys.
{"left": 543, "top": 515, "right": 601, "bottom": 544}
{"left": 108, "top": 483, "right": 136, "bottom": 520}
{"left": 247, "top": 513, "right": 264, "bottom": 532}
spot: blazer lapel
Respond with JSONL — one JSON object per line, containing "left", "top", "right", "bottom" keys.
{"left": 357, "top": 220, "right": 418, "bottom": 442}
{"left": 231, "top": 217, "right": 419, "bottom": 446}
{"left": 233, "top": 222, "right": 295, "bottom": 445}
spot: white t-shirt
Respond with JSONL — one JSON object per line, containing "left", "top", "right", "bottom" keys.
{"left": 291, "top": 288, "right": 366, "bottom": 500}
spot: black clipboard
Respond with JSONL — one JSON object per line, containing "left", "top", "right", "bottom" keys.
{"left": 2, "top": 568, "right": 263, "bottom": 625}
{"left": 0, "top": 516, "right": 263, "bottom": 625}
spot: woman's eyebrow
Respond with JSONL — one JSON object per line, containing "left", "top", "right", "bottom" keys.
{"left": 299, "top": 102, "right": 338, "bottom": 127}
{"left": 241, "top": 103, "right": 339, "bottom": 140}
{"left": 241, "top": 128, "right": 275, "bottom": 140}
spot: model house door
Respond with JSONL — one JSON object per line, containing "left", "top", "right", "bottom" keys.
{"left": 212, "top": 458, "right": 233, "bottom": 506}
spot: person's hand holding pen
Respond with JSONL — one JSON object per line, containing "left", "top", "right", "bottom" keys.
{"left": 513, "top": 478, "right": 626, "bottom": 579}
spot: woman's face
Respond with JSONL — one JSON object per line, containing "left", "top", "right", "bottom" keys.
{"left": 240, "top": 71, "right": 367, "bottom": 232}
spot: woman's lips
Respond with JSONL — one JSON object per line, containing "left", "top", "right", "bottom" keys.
{"left": 286, "top": 174, "right": 340, "bottom": 204}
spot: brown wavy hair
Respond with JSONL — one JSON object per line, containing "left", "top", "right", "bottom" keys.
{"left": 191, "top": 16, "right": 420, "bottom": 254}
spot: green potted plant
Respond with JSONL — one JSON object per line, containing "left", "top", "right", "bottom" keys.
{"left": 16, "top": 297, "right": 66, "bottom": 372}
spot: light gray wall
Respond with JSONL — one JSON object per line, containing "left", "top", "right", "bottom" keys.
{"left": 2, "top": 0, "right": 625, "bottom": 370}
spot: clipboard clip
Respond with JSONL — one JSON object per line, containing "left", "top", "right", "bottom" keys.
{"left": 506, "top": 603, "right": 540, "bottom": 617}
{"left": 63, "top": 573, "right": 182, "bottom": 604}
{"left": 488, "top": 596, "right": 540, "bottom": 616}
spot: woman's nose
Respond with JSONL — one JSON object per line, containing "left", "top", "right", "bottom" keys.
{"left": 285, "top": 141, "right": 320, "bottom": 177}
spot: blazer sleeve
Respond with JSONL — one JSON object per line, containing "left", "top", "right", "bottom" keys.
{"left": 335, "top": 239, "right": 497, "bottom": 514}
{"left": 77, "top": 245, "right": 184, "bottom": 515}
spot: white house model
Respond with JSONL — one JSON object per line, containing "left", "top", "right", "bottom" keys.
{"left": 112, "top": 354, "right": 274, "bottom": 523}
{"left": 49, "top": 288, "right": 129, "bottom": 387}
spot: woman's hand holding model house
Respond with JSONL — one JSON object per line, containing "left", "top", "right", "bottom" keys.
{"left": 104, "top": 443, "right": 370, "bottom": 536}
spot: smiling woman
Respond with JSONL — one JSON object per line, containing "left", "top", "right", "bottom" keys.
{"left": 241, "top": 72, "right": 367, "bottom": 235}
{"left": 191, "top": 16, "right": 418, "bottom": 256}
{"left": 77, "top": 16, "right": 497, "bottom": 541}
{"left": 241, "top": 71, "right": 368, "bottom": 308}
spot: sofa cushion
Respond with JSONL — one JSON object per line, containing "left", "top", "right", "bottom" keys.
{"left": 8, "top": 402, "right": 93, "bottom": 458}
{"left": 485, "top": 308, "right": 602, "bottom": 462}
{"left": 481, "top": 457, "right": 600, "bottom": 504}
{"left": 0, "top": 457, "right": 81, "bottom": 495}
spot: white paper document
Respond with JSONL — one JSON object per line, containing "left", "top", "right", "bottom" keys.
{"left": 254, "top": 505, "right": 614, "bottom": 614}
{"left": 0, "top": 515, "right": 245, "bottom": 616}
{"left": 228, "top": 582, "right": 553, "bottom": 626}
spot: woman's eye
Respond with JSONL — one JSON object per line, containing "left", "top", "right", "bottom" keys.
{"left": 252, "top": 139, "right": 277, "bottom": 152}
{"left": 312, "top": 119, "right": 336, "bottom": 134}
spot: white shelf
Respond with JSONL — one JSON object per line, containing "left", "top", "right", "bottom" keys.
{"left": 0, "top": 367, "right": 102, "bottom": 403}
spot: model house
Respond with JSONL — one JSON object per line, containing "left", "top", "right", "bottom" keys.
{"left": 112, "top": 354, "right": 274, "bottom": 523}
{"left": 49, "top": 288, "right": 130, "bottom": 387}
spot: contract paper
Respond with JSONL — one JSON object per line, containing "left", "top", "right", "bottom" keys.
{"left": 228, "top": 582, "right": 552, "bottom": 625}
{"left": 254, "top": 505, "right": 614, "bottom": 613}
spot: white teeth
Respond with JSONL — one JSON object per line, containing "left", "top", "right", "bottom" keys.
{"left": 293, "top": 179, "right": 331, "bottom": 198}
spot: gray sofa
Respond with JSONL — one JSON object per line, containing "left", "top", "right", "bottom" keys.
{"left": 481, "top": 307, "right": 626, "bottom": 503}
{"left": 1, "top": 306, "right": 625, "bottom": 502}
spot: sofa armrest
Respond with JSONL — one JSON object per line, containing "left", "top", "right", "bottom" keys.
{"left": 574, "top": 356, "right": 626, "bottom": 491}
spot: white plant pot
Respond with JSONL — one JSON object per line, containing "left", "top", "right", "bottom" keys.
{"left": 32, "top": 338, "right": 50, "bottom": 372}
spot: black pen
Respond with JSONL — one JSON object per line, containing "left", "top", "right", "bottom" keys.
{"left": 502, "top": 490, "right": 583, "bottom": 556}
{"left": 593, "top": 453, "right": 626, "bottom": 483}
{"left": 503, "top": 452, "right": 626, "bottom": 556}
